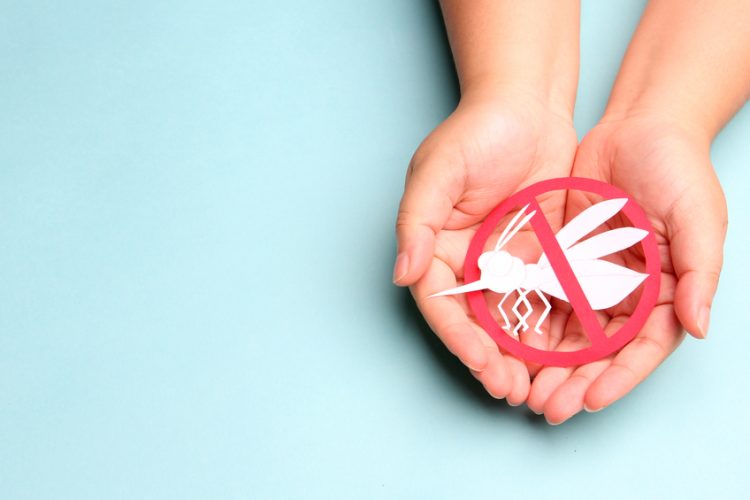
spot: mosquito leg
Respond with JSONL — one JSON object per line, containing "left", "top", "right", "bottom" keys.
{"left": 519, "top": 290, "right": 533, "bottom": 334}
{"left": 512, "top": 289, "right": 533, "bottom": 336}
{"left": 510, "top": 291, "right": 525, "bottom": 336}
{"left": 533, "top": 289, "right": 551, "bottom": 335}
{"left": 497, "top": 292, "right": 512, "bottom": 331}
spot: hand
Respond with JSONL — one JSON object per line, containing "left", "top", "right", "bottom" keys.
{"left": 527, "top": 114, "right": 727, "bottom": 423}
{"left": 394, "top": 87, "right": 577, "bottom": 404}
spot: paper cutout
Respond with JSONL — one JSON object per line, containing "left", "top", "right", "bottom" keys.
{"left": 430, "top": 177, "right": 661, "bottom": 367}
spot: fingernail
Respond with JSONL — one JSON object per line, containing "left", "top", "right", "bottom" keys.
{"left": 583, "top": 404, "right": 604, "bottom": 413}
{"left": 697, "top": 306, "right": 711, "bottom": 339}
{"left": 392, "top": 252, "right": 409, "bottom": 284}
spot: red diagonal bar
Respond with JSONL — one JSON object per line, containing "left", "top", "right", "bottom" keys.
{"left": 527, "top": 199, "right": 608, "bottom": 347}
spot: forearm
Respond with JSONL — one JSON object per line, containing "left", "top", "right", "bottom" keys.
{"left": 604, "top": 0, "right": 750, "bottom": 140}
{"left": 439, "top": 0, "right": 580, "bottom": 118}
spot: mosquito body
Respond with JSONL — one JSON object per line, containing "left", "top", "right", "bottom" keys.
{"left": 431, "top": 198, "right": 649, "bottom": 336}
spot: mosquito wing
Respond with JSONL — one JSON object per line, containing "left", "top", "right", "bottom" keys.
{"left": 538, "top": 198, "right": 628, "bottom": 267}
{"left": 537, "top": 259, "right": 648, "bottom": 310}
{"left": 563, "top": 227, "right": 647, "bottom": 261}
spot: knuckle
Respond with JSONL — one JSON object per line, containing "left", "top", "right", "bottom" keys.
{"left": 395, "top": 209, "right": 418, "bottom": 232}
{"left": 406, "top": 155, "right": 420, "bottom": 176}
{"left": 703, "top": 269, "right": 722, "bottom": 287}
{"left": 395, "top": 208, "right": 438, "bottom": 238}
{"left": 568, "top": 371, "right": 594, "bottom": 385}
{"left": 407, "top": 149, "right": 432, "bottom": 176}
{"left": 610, "top": 361, "right": 640, "bottom": 385}
{"left": 440, "top": 322, "right": 470, "bottom": 339}
{"left": 719, "top": 206, "right": 729, "bottom": 235}
{"left": 630, "top": 336, "right": 668, "bottom": 360}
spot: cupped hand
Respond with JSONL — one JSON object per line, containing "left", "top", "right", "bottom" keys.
{"left": 394, "top": 87, "right": 577, "bottom": 404}
{"left": 528, "top": 115, "right": 727, "bottom": 423}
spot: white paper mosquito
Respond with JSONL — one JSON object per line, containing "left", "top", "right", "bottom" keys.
{"left": 430, "top": 198, "right": 649, "bottom": 336}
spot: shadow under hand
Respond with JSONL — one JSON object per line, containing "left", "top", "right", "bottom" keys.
{"left": 393, "top": 287, "right": 547, "bottom": 425}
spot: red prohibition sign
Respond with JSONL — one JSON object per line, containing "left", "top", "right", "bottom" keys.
{"left": 464, "top": 177, "right": 661, "bottom": 367}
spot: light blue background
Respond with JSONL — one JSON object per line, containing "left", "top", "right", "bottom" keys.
{"left": 1, "top": 1, "right": 748, "bottom": 498}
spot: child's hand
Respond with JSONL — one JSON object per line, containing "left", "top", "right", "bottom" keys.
{"left": 528, "top": 115, "right": 727, "bottom": 423}
{"left": 394, "top": 88, "right": 577, "bottom": 403}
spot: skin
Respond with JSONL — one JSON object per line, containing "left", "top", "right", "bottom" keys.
{"left": 395, "top": 0, "right": 750, "bottom": 422}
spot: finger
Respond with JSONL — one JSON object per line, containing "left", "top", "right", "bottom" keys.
{"left": 583, "top": 305, "right": 684, "bottom": 412}
{"left": 470, "top": 354, "right": 512, "bottom": 400}
{"left": 465, "top": 326, "right": 513, "bottom": 399}
{"left": 504, "top": 355, "right": 531, "bottom": 406}
{"left": 668, "top": 171, "right": 727, "bottom": 338}
{"left": 542, "top": 357, "right": 611, "bottom": 425}
{"left": 411, "top": 258, "right": 490, "bottom": 371}
{"left": 472, "top": 327, "right": 515, "bottom": 400}
{"left": 394, "top": 158, "right": 460, "bottom": 286}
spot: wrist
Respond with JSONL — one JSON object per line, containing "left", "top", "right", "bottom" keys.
{"left": 459, "top": 77, "right": 576, "bottom": 124}
{"left": 440, "top": 0, "right": 579, "bottom": 123}
{"left": 601, "top": 99, "right": 715, "bottom": 148}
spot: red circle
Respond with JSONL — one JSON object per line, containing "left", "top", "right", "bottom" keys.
{"left": 464, "top": 177, "right": 661, "bottom": 367}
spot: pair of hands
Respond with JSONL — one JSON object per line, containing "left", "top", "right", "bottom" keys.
{"left": 393, "top": 87, "right": 727, "bottom": 424}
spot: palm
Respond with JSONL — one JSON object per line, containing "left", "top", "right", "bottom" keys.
{"left": 407, "top": 95, "right": 577, "bottom": 403}
{"left": 528, "top": 117, "right": 726, "bottom": 422}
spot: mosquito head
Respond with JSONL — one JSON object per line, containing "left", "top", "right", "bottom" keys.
{"left": 477, "top": 250, "right": 524, "bottom": 293}
{"left": 478, "top": 250, "right": 512, "bottom": 278}
{"left": 428, "top": 249, "right": 520, "bottom": 299}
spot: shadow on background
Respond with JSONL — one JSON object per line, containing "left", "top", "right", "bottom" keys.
{"left": 392, "top": 287, "right": 556, "bottom": 430}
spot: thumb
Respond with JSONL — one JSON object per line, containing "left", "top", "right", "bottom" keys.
{"left": 669, "top": 174, "right": 728, "bottom": 339}
{"left": 393, "top": 158, "right": 459, "bottom": 286}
